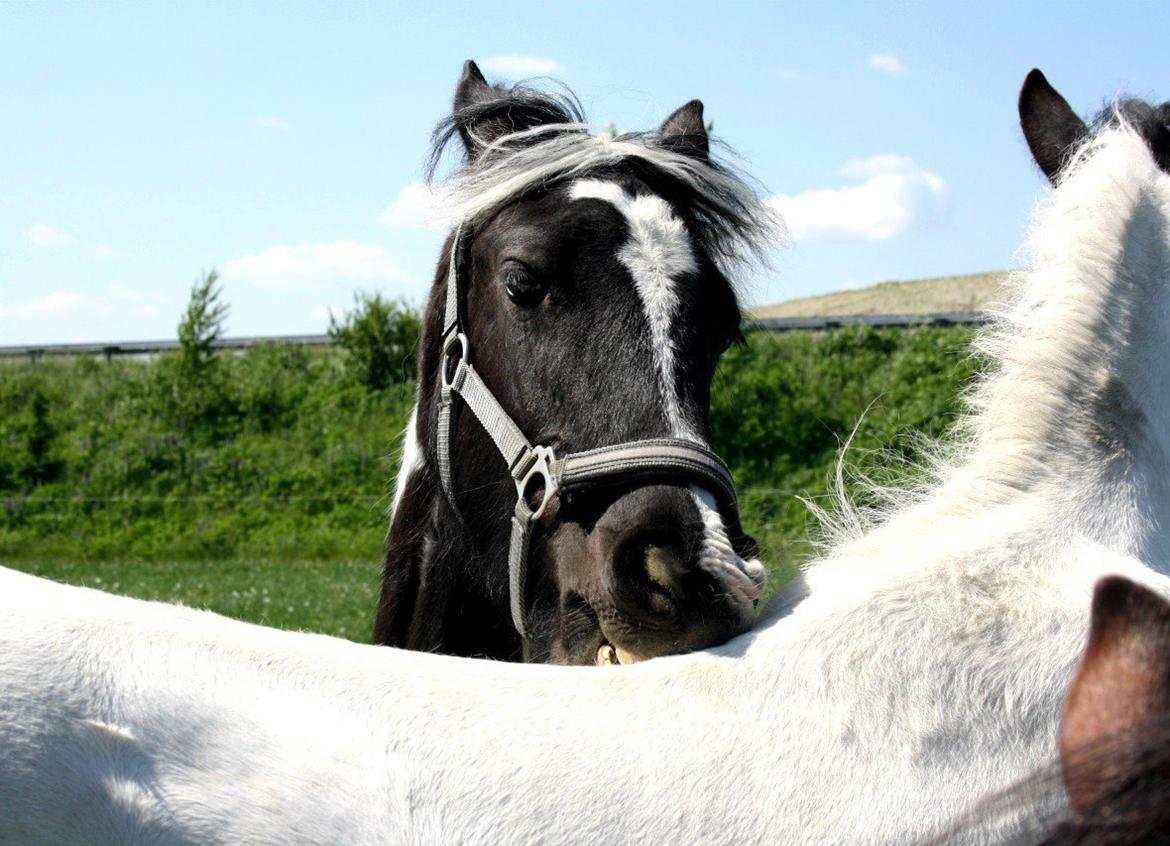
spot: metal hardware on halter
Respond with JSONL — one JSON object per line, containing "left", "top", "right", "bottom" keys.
{"left": 436, "top": 223, "right": 747, "bottom": 645}
{"left": 440, "top": 332, "right": 469, "bottom": 391}
{"left": 512, "top": 444, "right": 558, "bottom": 521}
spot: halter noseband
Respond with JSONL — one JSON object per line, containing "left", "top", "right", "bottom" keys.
{"left": 436, "top": 225, "right": 744, "bottom": 641}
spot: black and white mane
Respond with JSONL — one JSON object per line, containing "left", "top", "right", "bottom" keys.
{"left": 428, "top": 82, "right": 778, "bottom": 269}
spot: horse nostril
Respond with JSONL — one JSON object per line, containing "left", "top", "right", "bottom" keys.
{"left": 644, "top": 545, "right": 683, "bottom": 597}
{"left": 613, "top": 533, "right": 685, "bottom": 617}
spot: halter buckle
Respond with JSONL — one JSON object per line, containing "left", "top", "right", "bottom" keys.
{"left": 440, "top": 332, "right": 469, "bottom": 390}
{"left": 513, "top": 445, "right": 559, "bottom": 521}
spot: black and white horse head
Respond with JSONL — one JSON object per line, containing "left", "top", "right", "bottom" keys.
{"left": 374, "top": 60, "right": 780, "bottom": 664}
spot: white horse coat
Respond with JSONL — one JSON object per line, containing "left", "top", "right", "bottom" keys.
{"left": 3, "top": 121, "right": 1170, "bottom": 843}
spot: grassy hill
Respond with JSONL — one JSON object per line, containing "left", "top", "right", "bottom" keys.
{"left": 750, "top": 270, "right": 1011, "bottom": 319}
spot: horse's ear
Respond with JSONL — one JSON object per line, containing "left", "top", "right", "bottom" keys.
{"left": 659, "top": 99, "right": 710, "bottom": 162}
{"left": 1019, "top": 69, "right": 1089, "bottom": 184}
{"left": 1060, "top": 576, "right": 1170, "bottom": 812}
{"left": 452, "top": 59, "right": 509, "bottom": 160}
{"left": 454, "top": 59, "right": 493, "bottom": 113}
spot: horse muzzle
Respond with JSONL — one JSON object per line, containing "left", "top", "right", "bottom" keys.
{"left": 553, "top": 482, "right": 765, "bottom": 665}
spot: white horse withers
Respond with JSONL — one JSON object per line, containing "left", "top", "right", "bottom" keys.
{"left": 3, "top": 71, "right": 1170, "bottom": 844}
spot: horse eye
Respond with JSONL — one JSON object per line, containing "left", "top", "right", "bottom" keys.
{"left": 503, "top": 266, "right": 547, "bottom": 307}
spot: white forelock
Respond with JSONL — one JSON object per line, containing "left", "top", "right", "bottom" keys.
{"left": 436, "top": 124, "right": 783, "bottom": 274}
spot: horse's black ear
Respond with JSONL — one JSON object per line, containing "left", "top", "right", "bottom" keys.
{"left": 1019, "top": 69, "right": 1089, "bottom": 184}
{"left": 659, "top": 99, "right": 710, "bottom": 162}
{"left": 1060, "top": 576, "right": 1170, "bottom": 812}
{"left": 454, "top": 60, "right": 493, "bottom": 113}
{"left": 452, "top": 59, "right": 508, "bottom": 160}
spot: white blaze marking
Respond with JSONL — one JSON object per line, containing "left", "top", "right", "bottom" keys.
{"left": 570, "top": 178, "right": 765, "bottom": 600}
{"left": 569, "top": 179, "right": 700, "bottom": 441}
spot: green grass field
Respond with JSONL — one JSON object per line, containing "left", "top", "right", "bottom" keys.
{"left": 2, "top": 488, "right": 807, "bottom": 644}
{"left": 10, "top": 557, "right": 382, "bottom": 641}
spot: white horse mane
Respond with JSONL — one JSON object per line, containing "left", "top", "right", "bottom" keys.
{"left": 3, "top": 113, "right": 1170, "bottom": 844}
{"left": 816, "top": 116, "right": 1168, "bottom": 554}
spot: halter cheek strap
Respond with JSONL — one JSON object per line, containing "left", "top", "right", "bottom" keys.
{"left": 437, "top": 226, "right": 743, "bottom": 641}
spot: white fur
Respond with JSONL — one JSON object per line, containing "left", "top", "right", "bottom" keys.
{"left": 3, "top": 123, "right": 1170, "bottom": 843}
{"left": 571, "top": 177, "right": 765, "bottom": 599}
{"left": 389, "top": 403, "right": 421, "bottom": 520}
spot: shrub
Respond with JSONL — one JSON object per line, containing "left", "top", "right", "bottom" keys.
{"left": 328, "top": 293, "right": 421, "bottom": 392}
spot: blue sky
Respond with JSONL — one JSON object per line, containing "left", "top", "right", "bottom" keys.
{"left": 2, "top": 0, "right": 1167, "bottom": 343}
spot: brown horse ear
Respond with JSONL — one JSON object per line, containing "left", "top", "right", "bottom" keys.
{"left": 1060, "top": 576, "right": 1170, "bottom": 811}
{"left": 659, "top": 99, "right": 710, "bottom": 162}
{"left": 1019, "top": 69, "right": 1089, "bottom": 184}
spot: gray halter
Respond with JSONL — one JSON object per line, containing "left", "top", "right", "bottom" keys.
{"left": 436, "top": 225, "right": 744, "bottom": 640}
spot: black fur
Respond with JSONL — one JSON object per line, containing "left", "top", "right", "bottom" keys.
{"left": 1020, "top": 69, "right": 1089, "bottom": 184}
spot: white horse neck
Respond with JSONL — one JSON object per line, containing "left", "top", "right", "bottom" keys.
{"left": 965, "top": 127, "right": 1170, "bottom": 557}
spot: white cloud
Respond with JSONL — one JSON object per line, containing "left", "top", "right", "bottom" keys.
{"left": 768, "top": 155, "right": 947, "bottom": 243}
{"left": 379, "top": 182, "right": 451, "bottom": 230}
{"left": 93, "top": 245, "right": 116, "bottom": 259}
{"left": 106, "top": 284, "right": 164, "bottom": 304}
{"left": 0, "top": 289, "right": 172, "bottom": 343}
{"left": 775, "top": 68, "right": 801, "bottom": 82}
{"left": 223, "top": 240, "right": 414, "bottom": 290}
{"left": 0, "top": 291, "right": 86, "bottom": 318}
{"left": 255, "top": 115, "right": 290, "bottom": 131}
{"left": 25, "top": 223, "right": 74, "bottom": 247}
{"left": 480, "top": 54, "right": 564, "bottom": 78}
{"left": 106, "top": 284, "right": 142, "bottom": 301}
{"left": 838, "top": 154, "right": 919, "bottom": 179}
{"left": 868, "top": 53, "right": 907, "bottom": 77}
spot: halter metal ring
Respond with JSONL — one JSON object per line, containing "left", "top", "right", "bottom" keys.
{"left": 515, "top": 445, "right": 558, "bottom": 521}
{"left": 441, "top": 332, "right": 469, "bottom": 390}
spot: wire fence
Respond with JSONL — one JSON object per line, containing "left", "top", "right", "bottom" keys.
{"left": 0, "top": 312, "right": 988, "bottom": 361}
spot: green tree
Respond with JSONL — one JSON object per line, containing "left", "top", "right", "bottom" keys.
{"left": 159, "top": 269, "right": 235, "bottom": 433}
{"left": 328, "top": 292, "right": 421, "bottom": 391}
{"left": 178, "top": 269, "right": 229, "bottom": 376}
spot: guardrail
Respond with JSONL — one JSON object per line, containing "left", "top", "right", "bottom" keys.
{"left": 751, "top": 310, "right": 989, "bottom": 332}
{"left": 0, "top": 312, "right": 991, "bottom": 360}
{"left": 0, "top": 334, "right": 333, "bottom": 360}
